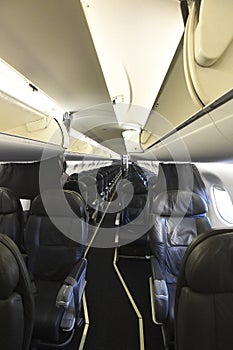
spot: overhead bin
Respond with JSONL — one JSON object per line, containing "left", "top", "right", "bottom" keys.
{"left": 140, "top": 0, "right": 233, "bottom": 163}
{"left": 183, "top": 0, "right": 233, "bottom": 106}
{"left": 0, "top": 91, "right": 64, "bottom": 146}
{"left": 146, "top": 112, "right": 233, "bottom": 162}
{"left": 134, "top": 90, "right": 233, "bottom": 162}
{"left": 0, "top": 132, "right": 65, "bottom": 162}
{"left": 209, "top": 97, "right": 233, "bottom": 145}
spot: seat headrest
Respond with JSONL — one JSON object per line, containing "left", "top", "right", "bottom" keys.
{"left": 67, "top": 173, "right": 79, "bottom": 181}
{"left": 0, "top": 187, "right": 21, "bottom": 214}
{"left": 96, "top": 173, "right": 104, "bottom": 180}
{"left": 181, "top": 230, "right": 233, "bottom": 293}
{"left": 153, "top": 190, "right": 208, "bottom": 216}
{"left": 64, "top": 180, "right": 87, "bottom": 198}
{"left": 64, "top": 180, "right": 81, "bottom": 193}
{"left": 0, "top": 241, "right": 19, "bottom": 299}
{"left": 155, "top": 163, "right": 210, "bottom": 204}
{"left": 30, "top": 189, "right": 86, "bottom": 218}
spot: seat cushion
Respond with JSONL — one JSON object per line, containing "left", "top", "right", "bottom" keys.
{"left": 33, "top": 280, "right": 65, "bottom": 343}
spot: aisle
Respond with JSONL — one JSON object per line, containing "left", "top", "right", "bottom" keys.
{"left": 84, "top": 212, "right": 140, "bottom": 350}
{"left": 117, "top": 258, "right": 164, "bottom": 350}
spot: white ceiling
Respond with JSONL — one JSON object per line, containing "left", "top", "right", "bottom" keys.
{"left": 81, "top": 0, "right": 184, "bottom": 128}
{"left": 0, "top": 0, "right": 111, "bottom": 112}
{"left": 0, "top": 0, "right": 184, "bottom": 155}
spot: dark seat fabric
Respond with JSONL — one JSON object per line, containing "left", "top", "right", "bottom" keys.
{"left": 79, "top": 174, "right": 101, "bottom": 218}
{"left": 0, "top": 187, "right": 24, "bottom": 252}
{"left": 117, "top": 171, "right": 150, "bottom": 258}
{"left": 0, "top": 234, "right": 34, "bottom": 350}
{"left": 120, "top": 181, "right": 148, "bottom": 225}
{"left": 175, "top": 229, "right": 233, "bottom": 350}
{"left": 64, "top": 179, "right": 98, "bottom": 224}
{"left": 0, "top": 162, "right": 40, "bottom": 200}
{"left": 154, "top": 163, "right": 210, "bottom": 203}
{"left": 64, "top": 180, "right": 88, "bottom": 201}
{"left": 24, "top": 189, "right": 88, "bottom": 346}
{"left": 149, "top": 163, "right": 211, "bottom": 349}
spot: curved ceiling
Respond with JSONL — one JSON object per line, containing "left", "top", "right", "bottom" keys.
{"left": 0, "top": 0, "right": 184, "bottom": 157}
{"left": 0, "top": 0, "right": 111, "bottom": 111}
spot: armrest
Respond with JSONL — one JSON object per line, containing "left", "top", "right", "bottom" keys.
{"left": 67, "top": 257, "right": 87, "bottom": 281}
{"left": 56, "top": 258, "right": 87, "bottom": 308}
{"left": 150, "top": 256, "right": 168, "bottom": 324}
{"left": 56, "top": 258, "right": 87, "bottom": 331}
{"left": 151, "top": 255, "right": 164, "bottom": 280}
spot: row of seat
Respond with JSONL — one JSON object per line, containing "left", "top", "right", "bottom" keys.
{"left": 119, "top": 164, "right": 149, "bottom": 225}
{"left": 115, "top": 162, "right": 217, "bottom": 348}
{"left": 0, "top": 163, "right": 123, "bottom": 350}
{"left": 150, "top": 164, "right": 233, "bottom": 349}
{"left": 115, "top": 162, "right": 233, "bottom": 349}
{"left": 0, "top": 187, "right": 88, "bottom": 349}
{"left": 117, "top": 164, "right": 158, "bottom": 257}
{"left": 149, "top": 163, "right": 212, "bottom": 349}
{"left": 64, "top": 164, "right": 122, "bottom": 224}
{"left": 120, "top": 163, "right": 230, "bottom": 349}
{"left": 2, "top": 161, "right": 231, "bottom": 349}
{"left": 118, "top": 163, "right": 159, "bottom": 225}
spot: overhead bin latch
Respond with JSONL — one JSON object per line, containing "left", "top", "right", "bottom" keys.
{"left": 112, "top": 95, "right": 124, "bottom": 104}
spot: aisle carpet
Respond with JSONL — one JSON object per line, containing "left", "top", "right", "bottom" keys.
{"left": 84, "top": 211, "right": 140, "bottom": 350}
{"left": 118, "top": 258, "right": 164, "bottom": 350}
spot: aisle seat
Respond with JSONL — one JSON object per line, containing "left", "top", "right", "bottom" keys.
{"left": 0, "top": 233, "right": 34, "bottom": 350}
{"left": 0, "top": 187, "right": 24, "bottom": 252}
{"left": 149, "top": 163, "right": 211, "bottom": 349}
{"left": 24, "top": 189, "right": 88, "bottom": 347}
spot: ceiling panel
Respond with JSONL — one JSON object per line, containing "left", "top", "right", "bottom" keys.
{"left": 0, "top": 0, "right": 111, "bottom": 111}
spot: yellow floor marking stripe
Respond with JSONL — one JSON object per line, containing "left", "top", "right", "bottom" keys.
{"left": 113, "top": 248, "right": 145, "bottom": 350}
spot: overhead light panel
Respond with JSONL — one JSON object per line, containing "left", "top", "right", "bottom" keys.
{"left": 0, "top": 58, "right": 65, "bottom": 122}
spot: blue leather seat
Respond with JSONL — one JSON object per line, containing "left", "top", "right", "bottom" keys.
{"left": 175, "top": 229, "right": 233, "bottom": 350}
{"left": 0, "top": 233, "right": 34, "bottom": 350}
{"left": 24, "top": 189, "right": 88, "bottom": 347}
{"left": 149, "top": 163, "right": 211, "bottom": 349}
{"left": 0, "top": 187, "right": 24, "bottom": 252}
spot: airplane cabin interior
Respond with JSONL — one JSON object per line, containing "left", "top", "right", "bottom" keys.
{"left": 0, "top": 0, "right": 233, "bottom": 349}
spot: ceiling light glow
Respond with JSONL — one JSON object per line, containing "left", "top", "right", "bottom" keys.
{"left": 0, "top": 58, "right": 65, "bottom": 122}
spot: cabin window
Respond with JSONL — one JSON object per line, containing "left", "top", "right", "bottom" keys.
{"left": 212, "top": 185, "right": 233, "bottom": 224}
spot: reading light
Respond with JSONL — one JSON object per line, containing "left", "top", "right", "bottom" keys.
{"left": 0, "top": 58, "right": 65, "bottom": 122}
{"left": 122, "top": 126, "right": 142, "bottom": 153}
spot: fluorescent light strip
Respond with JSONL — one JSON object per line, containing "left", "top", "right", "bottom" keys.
{"left": 0, "top": 58, "right": 65, "bottom": 122}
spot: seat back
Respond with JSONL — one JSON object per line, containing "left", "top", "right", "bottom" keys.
{"left": 24, "top": 189, "right": 88, "bottom": 346}
{"left": 120, "top": 180, "right": 148, "bottom": 225}
{"left": 0, "top": 187, "right": 24, "bottom": 251}
{"left": 64, "top": 179, "right": 88, "bottom": 204}
{"left": 150, "top": 163, "right": 211, "bottom": 283}
{"left": 25, "top": 189, "right": 87, "bottom": 281}
{"left": 149, "top": 163, "right": 211, "bottom": 348}
{"left": 151, "top": 190, "right": 211, "bottom": 284}
{"left": 0, "top": 234, "right": 34, "bottom": 350}
{"left": 67, "top": 173, "right": 79, "bottom": 182}
{"left": 175, "top": 229, "right": 233, "bottom": 350}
